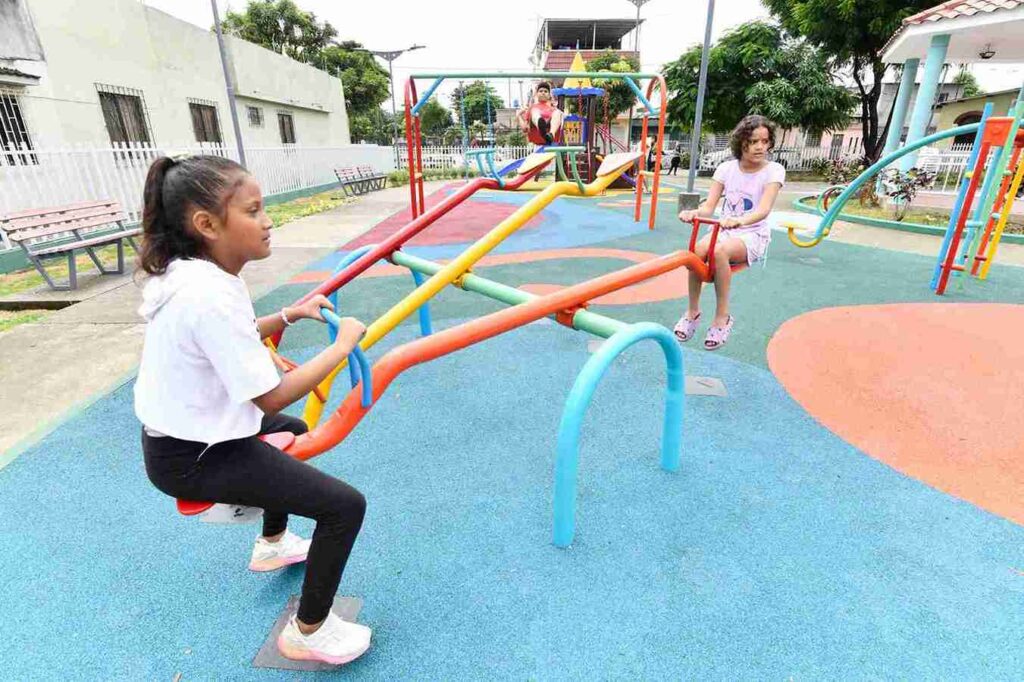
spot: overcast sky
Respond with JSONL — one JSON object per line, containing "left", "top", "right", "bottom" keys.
{"left": 142, "top": 0, "right": 1024, "bottom": 110}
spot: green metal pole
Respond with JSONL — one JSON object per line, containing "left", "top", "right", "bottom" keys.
{"left": 390, "top": 251, "right": 628, "bottom": 339}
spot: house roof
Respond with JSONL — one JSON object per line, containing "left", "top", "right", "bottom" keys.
{"left": 934, "top": 86, "right": 1022, "bottom": 107}
{"left": 535, "top": 18, "right": 642, "bottom": 52}
{"left": 883, "top": 0, "right": 1024, "bottom": 63}
{"left": 903, "top": 0, "right": 1022, "bottom": 24}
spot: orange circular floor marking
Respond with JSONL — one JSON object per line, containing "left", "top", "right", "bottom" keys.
{"left": 768, "top": 303, "right": 1024, "bottom": 525}
{"left": 291, "top": 248, "right": 689, "bottom": 306}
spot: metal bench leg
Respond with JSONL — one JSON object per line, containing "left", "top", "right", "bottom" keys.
{"left": 20, "top": 245, "right": 69, "bottom": 291}
{"left": 67, "top": 251, "right": 77, "bottom": 290}
{"left": 125, "top": 236, "right": 140, "bottom": 254}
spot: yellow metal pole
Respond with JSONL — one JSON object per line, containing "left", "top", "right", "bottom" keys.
{"left": 301, "top": 155, "right": 639, "bottom": 427}
{"left": 979, "top": 154, "right": 1024, "bottom": 280}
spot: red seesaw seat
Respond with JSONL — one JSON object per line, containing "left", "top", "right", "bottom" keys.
{"left": 175, "top": 431, "right": 297, "bottom": 516}
{"left": 688, "top": 216, "right": 748, "bottom": 281}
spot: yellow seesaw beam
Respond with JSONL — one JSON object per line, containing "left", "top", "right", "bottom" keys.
{"left": 301, "top": 150, "right": 642, "bottom": 427}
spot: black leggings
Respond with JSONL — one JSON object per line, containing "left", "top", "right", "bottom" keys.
{"left": 143, "top": 413, "right": 366, "bottom": 624}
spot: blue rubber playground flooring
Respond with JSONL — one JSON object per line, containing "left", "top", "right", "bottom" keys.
{"left": 3, "top": 186, "right": 1024, "bottom": 678}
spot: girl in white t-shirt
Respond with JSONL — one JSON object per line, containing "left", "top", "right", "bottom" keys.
{"left": 134, "top": 154, "right": 371, "bottom": 666}
{"left": 674, "top": 115, "right": 785, "bottom": 350}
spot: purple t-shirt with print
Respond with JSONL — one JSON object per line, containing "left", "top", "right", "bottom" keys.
{"left": 713, "top": 160, "right": 786, "bottom": 237}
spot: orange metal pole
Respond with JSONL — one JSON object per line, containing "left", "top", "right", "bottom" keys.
{"left": 634, "top": 111, "right": 649, "bottom": 224}
{"left": 286, "top": 250, "right": 711, "bottom": 461}
{"left": 646, "top": 76, "right": 668, "bottom": 229}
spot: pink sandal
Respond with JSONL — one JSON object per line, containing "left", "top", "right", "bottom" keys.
{"left": 703, "top": 315, "right": 734, "bottom": 350}
{"left": 673, "top": 312, "right": 701, "bottom": 342}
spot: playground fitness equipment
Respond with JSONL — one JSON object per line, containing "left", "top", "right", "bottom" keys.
{"left": 404, "top": 70, "right": 668, "bottom": 229}
{"left": 785, "top": 98, "right": 1024, "bottom": 296}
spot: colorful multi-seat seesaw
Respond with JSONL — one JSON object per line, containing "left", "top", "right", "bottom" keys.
{"left": 171, "top": 71, "right": 745, "bottom": 547}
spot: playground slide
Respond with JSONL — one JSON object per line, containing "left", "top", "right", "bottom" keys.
{"left": 272, "top": 155, "right": 553, "bottom": 347}
{"left": 287, "top": 247, "right": 709, "bottom": 461}
{"left": 302, "top": 151, "right": 642, "bottom": 427}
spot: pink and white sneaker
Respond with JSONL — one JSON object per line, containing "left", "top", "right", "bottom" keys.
{"left": 248, "top": 530, "right": 311, "bottom": 572}
{"left": 277, "top": 611, "right": 372, "bottom": 666}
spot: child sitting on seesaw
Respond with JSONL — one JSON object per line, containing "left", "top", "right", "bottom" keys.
{"left": 675, "top": 114, "right": 785, "bottom": 350}
{"left": 134, "top": 154, "right": 371, "bottom": 666}
{"left": 518, "top": 81, "right": 564, "bottom": 145}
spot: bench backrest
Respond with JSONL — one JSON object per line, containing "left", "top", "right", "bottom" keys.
{"left": 335, "top": 166, "right": 382, "bottom": 180}
{"left": 0, "top": 200, "right": 126, "bottom": 243}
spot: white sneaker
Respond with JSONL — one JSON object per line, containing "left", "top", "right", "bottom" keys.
{"left": 248, "top": 530, "right": 311, "bottom": 572}
{"left": 277, "top": 611, "right": 372, "bottom": 666}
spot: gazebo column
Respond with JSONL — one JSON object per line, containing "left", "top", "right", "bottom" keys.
{"left": 882, "top": 58, "right": 919, "bottom": 158}
{"left": 901, "top": 34, "right": 950, "bottom": 170}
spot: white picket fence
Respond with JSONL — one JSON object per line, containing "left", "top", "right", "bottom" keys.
{"left": 0, "top": 141, "right": 394, "bottom": 249}
{"left": 395, "top": 145, "right": 535, "bottom": 170}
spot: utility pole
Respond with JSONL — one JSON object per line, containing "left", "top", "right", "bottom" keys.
{"left": 686, "top": 0, "right": 715, "bottom": 193}
{"left": 624, "top": 0, "right": 651, "bottom": 52}
{"left": 365, "top": 45, "right": 425, "bottom": 162}
{"left": 210, "top": 0, "right": 246, "bottom": 168}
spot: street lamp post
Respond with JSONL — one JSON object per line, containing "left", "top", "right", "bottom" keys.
{"left": 210, "top": 0, "right": 246, "bottom": 167}
{"left": 686, "top": 0, "right": 715, "bottom": 193}
{"left": 366, "top": 45, "right": 425, "bottom": 159}
{"left": 624, "top": 0, "right": 652, "bottom": 52}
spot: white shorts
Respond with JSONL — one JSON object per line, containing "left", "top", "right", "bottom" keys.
{"left": 726, "top": 230, "right": 770, "bottom": 266}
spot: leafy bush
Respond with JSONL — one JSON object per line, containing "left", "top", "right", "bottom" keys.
{"left": 387, "top": 166, "right": 481, "bottom": 187}
{"left": 880, "top": 168, "right": 936, "bottom": 221}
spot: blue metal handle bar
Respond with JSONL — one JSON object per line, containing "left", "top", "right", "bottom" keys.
{"left": 321, "top": 308, "right": 373, "bottom": 409}
{"left": 623, "top": 78, "right": 656, "bottom": 114}
{"left": 410, "top": 77, "right": 444, "bottom": 116}
{"left": 326, "top": 245, "right": 377, "bottom": 343}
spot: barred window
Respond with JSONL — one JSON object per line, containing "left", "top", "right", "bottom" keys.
{"left": 0, "top": 90, "right": 36, "bottom": 166}
{"left": 277, "top": 112, "right": 295, "bottom": 144}
{"left": 247, "top": 106, "right": 263, "bottom": 127}
{"left": 188, "top": 98, "right": 222, "bottom": 143}
{"left": 96, "top": 83, "right": 152, "bottom": 146}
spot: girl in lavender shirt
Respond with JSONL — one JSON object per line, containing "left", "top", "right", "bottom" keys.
{"left": 674, "top": 115, "right": 785, "bottom": 350}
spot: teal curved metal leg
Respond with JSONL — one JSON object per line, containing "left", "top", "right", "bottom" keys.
{"left": 552, "top": 322, "right": 684, "bottom": 548}
{"left": 410, "top": 269, "right": 433, "bottom": 336}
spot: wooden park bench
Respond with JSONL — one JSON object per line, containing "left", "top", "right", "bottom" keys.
{"left": 334, "top": 165, "right": 387, "bottom": 197}
{"left": 0, "top": 200, "right": 141, "bottom": 291}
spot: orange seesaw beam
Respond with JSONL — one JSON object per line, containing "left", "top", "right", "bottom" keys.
{"left": 286, "top": 249, "right": 710, "bottom": 461}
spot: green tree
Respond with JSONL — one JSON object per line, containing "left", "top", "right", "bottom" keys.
{"left": 321, "top": 41, "right": 390, "bottom": 118}
{"left": 664, "top": 21, "right": 854, "bottom": 137}
{"left": 349, "top": 109, "right": 395, "bottom": 145}
{"left": 952, "top": 68, "right": 983, "bottom": 99}
{"left": 418, "top": 99, "right": 453, "bottom": 138}
{"left": 468, "top": 120, "right": 489, "bottom": 144}
{"left": 497, "top": 129, "right": 528, "bottom": 146}
{"left": 762, "top": 0, "right": 940, "bottom": 163}
{"left": 450, "top": 82, "right": 504, "bottom": 128}
{"left": 586, "top": 51, "right": 642, "bottom": 119}
{"left": 221, "top": 0, "right": 335, "bottom": 64}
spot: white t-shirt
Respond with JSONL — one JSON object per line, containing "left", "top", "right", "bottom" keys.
{"left": 712, "top": 160, "right": 786, "bottom": 238}
{"left": 134, "top": 259, "right": 281, "bottom": 445}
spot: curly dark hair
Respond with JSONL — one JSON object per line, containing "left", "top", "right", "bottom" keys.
{"left": 729, "top": 115, "right": 776, "bottom": 160}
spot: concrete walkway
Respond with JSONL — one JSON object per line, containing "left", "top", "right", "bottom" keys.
{"left": 0, "top": 183, "right": 440, "bottom": 463}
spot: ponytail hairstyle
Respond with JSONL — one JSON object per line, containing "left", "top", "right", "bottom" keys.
{"left": 139, "top": 154, "right": 247, "bottom": 275}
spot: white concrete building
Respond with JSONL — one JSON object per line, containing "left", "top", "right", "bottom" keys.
{"left": 0, "top": 0, "right": 351, "bottom": 149}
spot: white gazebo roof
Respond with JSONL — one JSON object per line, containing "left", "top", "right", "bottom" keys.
{"left": 883, "top": 0, "right": 1024, "bottom": 64}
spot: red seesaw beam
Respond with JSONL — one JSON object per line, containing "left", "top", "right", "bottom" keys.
{"left": 285, "top": 249, "right": 711, "bottom": 461}
{"left": 271, "top": 159, "right": 552, "bottom": 347}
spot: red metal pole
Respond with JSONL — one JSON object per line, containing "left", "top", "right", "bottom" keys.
{"left": 937, "top": 141, "right": 991, "bottom": 295}
{"left": 403, "top": 78, "right": 419, "bottom": 219}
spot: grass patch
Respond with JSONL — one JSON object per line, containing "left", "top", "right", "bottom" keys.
{"left": 0, "top": 309, "right": 48, "bottom": 333}
{"left": 267, "top": 189, "right": 353, "bottom": 227}
{"left": 839, "top": 202, "right": 1024, "bottom": 235}
{"left": 0, "top": 246, "right": 121, "bottom": 297}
